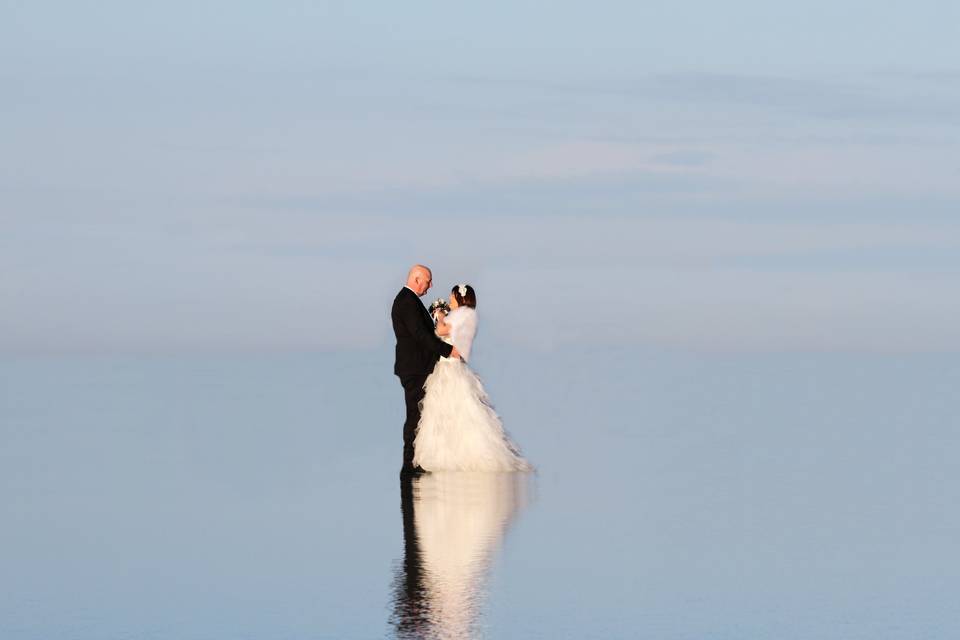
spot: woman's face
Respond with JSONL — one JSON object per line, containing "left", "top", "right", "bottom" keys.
{"left": 448, "top": 293, "right": 459, "bottom": 309}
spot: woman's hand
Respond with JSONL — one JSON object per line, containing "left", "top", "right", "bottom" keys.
{"left": 435, "top": 314, "right": 451, "bottom": 336}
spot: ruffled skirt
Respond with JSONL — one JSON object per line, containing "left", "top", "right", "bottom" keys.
{"left": 414, "top": 359, "right": 532, "bottom": 472}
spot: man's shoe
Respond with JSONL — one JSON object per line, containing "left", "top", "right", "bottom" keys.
{"left": 399, "top": 465, "right": 429, "bottom": 478}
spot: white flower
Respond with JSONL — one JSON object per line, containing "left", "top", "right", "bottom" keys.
{"left": 458, "top": 284, "right": 467, "bottom": 297}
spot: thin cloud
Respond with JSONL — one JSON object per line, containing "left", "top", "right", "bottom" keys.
{"left": 443, "top": 70, "right": 960, "bottom": 125}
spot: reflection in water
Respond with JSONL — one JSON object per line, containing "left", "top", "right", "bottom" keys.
{"left": 391, "top": 472, "right": 531, "bottom": 639}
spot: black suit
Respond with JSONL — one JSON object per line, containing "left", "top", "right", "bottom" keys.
{"left": 392, "top": 287, "right": 453, "bottom": 471}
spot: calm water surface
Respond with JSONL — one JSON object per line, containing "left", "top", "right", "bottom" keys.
{"left": 1, "top": 347, "right": 957, "bottom": 638}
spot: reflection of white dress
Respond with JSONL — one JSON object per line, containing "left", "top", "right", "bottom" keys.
{"left": 413, "top": 472, "right": 530, "bottom": 638}
{"left": 414, "top": 307, "right": 532, "bottom": 472}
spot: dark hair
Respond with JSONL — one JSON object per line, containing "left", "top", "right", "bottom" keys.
{"left": 452, "top": 284, "right": 477, "bottom": 309}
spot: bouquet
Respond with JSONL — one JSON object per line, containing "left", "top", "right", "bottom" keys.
{"left": 428, "top": 298, "right": 450, "bottom": 321}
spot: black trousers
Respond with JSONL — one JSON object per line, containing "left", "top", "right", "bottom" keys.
{"left": 399, "top": 374, "right": 428, "bottom": 471}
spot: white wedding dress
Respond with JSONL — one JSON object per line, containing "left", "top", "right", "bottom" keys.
{"left": 413, "top": 307, "right": 532, "bottom": 472}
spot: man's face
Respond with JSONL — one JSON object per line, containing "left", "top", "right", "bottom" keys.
{"left": 419, "top": 271, "right": 433, "bottom": 296}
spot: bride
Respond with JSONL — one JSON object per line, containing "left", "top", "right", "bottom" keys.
{"left": 413, "top": 284, "right": 532, "bottom": 472}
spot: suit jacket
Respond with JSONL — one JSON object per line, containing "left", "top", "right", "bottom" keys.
{"left": 392, "top": 287, "right": 454, "bottom": 377}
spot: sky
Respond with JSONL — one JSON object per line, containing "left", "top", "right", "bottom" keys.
{"left": 2, "top": 1, "right": 959, "bottom": 354}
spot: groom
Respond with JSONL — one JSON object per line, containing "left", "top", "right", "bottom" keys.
{"left": 392, "top": 264, "right": 461, "bottom": 475}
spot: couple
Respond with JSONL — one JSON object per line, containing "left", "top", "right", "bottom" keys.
{"left": 391, "top": 264, "right": 531, "bottom": 475}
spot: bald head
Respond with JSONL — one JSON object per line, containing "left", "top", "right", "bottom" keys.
{"left": 406, "top": 264, "right": 433, "bottom": 297}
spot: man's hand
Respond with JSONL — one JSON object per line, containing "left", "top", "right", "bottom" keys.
{"left": 450, "top": 346, "right": 461, "bottom": 360}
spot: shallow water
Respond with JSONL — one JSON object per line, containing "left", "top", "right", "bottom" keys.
{"left": 1, "top": 347, "right": 957, "bottom": 638}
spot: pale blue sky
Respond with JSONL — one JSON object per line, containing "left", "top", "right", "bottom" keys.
{"left": 2, "top": 1, "right": 959, "bottom": 354}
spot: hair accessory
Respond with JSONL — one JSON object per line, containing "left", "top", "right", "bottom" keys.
{"left": 458, "top": 284, "right": 468, "bottom": 297}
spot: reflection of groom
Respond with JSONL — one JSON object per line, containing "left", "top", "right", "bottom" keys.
{"left": 392, "top": 264, "right": 461, "bottom": 475}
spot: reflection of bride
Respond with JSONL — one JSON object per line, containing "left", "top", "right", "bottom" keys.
{"left": 391, "top": 472, "right": 530, "bottom": 639}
